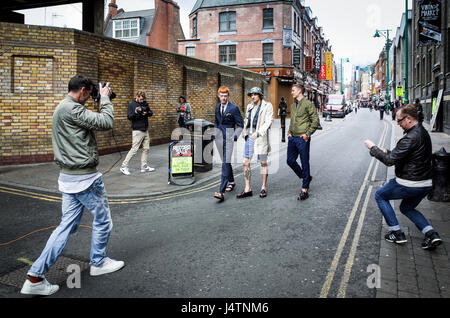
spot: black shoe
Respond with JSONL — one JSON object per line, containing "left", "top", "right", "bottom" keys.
{"left": 384, "top": 230, "right": 407, "bottom": 244}
{"left": 422, "top": 230, "right": 442, "bottom": 250}
{"left": 298, "top": 191, "right": 309, "bottom": 201}
{"left": 259, "top": 189, "right": 267, "bottom": 198}
{"left": 236, "top": 191, "right": 253, "bottom": 199}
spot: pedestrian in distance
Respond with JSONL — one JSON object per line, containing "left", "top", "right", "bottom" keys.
{"left": 287, "top": 83, "right": 320, "bottom": 201}
{"left": 378, "top": 97, "right": 386, "bottom": 120}
{"left": 364, "top": 104, "right": 442, "bottom": 250}
{"left": 20, "top": 75, "right": 125, "bottom": 296}
{"left": 278, "top": 97, "right": 288, "bottom": 143}
{"left": 120, "top": 91, "right": 155, "bottom": 175}
{"left": 213, "top": 86, "right": 244, "bottom": 202}
{"left": 237, "top": 87, "right": 274, "bottom": 199}
{"left": 414, "top": 98, "right": 424, "bottom": 124}
{"left": 176, "top": 95, "right": 192, "bottom": 128}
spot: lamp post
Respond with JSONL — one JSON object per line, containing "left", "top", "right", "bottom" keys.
{"left": 340, "top": 57, "right": 349, "bottom": 95}
{"left": 404, "top": 0, "right": 409, "bottom": 103}
{"left": 373, "top": 29, "right": 391, "bottom": 111}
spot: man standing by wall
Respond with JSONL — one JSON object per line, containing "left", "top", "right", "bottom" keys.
{"left": 120, "top": 91, "right": 155, "bottom": 175}
{"left": 21, "top": 75, "right": 124, "bottom": 296}
{"left": 287, "top": 83, "right": 320, "bottom": 201}
{"left": 213, "top": 86, "right": 243, "bottom": 202}
{"left": 364, "top": 104, "right": 442, "bottom": 250}
{"left": 278, "top": 97, "right": 288, "bottom": 143}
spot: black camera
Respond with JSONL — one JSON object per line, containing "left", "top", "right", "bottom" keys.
{"left": 91, "top": 83, "right": 116, "bottom": 102}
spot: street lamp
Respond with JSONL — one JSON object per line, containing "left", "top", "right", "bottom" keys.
{"left": 373, "top": 29, "right": 391, "bottom": 111}
{"left": 340, "top": 57, "right": 349, "bottom": 95}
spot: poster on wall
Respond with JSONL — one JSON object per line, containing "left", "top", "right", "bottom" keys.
{"left": 418, "top": 0, "right": 441, "bottom": 46}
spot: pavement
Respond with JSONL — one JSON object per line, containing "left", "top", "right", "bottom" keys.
{"left": 1, "top": 113, "right": 449, "bottom": 298}
{"left": 376, "top": 118, "right": 450, "bottom": 298}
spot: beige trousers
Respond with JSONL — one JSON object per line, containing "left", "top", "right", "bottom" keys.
{"left": 121, "top": 130, "right": 150, "bottom": 169}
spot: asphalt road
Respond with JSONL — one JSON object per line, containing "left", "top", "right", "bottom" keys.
{"left": 0, "top": 108, "right": 392, "bottom": 299}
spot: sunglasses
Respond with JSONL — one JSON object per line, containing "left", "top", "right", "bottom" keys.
{"left": 397, "top": 116, "right": 407, "bottom": 124}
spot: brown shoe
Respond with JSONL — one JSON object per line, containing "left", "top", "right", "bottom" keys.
{"left": 236, "top": 191, "right": 253, "bottom": 199}
{"left": 214, "top": 192, "right": 224, "bottom": 202}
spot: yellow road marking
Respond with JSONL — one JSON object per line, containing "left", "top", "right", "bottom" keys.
{"left": 17, "top": 258, "right": 34, "bottom": 266}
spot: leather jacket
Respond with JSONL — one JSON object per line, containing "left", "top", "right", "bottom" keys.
{"left": 370, "top": 124, "right": 432, "bottom": 181}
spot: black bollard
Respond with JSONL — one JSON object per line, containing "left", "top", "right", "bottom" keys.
{"left": 428, "top": 147, "right": 450, "bottom": 202}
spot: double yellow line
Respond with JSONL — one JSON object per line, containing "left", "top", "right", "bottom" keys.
{"left": 320, "top": 120, "right": 389, "bottom": 298}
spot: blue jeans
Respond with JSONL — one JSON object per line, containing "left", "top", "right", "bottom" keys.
{"left": 28, "top": 177, "right": 113, "bottom": 278}
{"left": 374, "top": 178, "right": 432, "bottom": 232}
{"left": 287, "top": 136, "right": 311, "bottom": 189}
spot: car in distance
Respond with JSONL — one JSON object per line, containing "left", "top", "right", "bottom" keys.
{"left": 323, "top": 94, "right": 346, "bottom": 118}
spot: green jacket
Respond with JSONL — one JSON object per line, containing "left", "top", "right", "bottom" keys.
{"left": 288, "top": 97, "right": 319, "bottom": 137}
{"left": 52, "top": 95, "right": 114, "bottom": 175}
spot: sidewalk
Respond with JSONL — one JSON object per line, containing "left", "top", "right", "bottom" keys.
{"left": 376, "top": 119, "right": 450, "bottom": 298}
{"left": 0, "top": 118, "right": 316, "bottom": 198}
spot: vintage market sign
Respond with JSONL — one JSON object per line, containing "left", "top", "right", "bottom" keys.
{"left": 171, "top": 143, "right": 193, "bottom": 174}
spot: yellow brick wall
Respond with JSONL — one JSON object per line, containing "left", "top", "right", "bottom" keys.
{"left": 0, "top": 22, "right": 266, "bottom": 165}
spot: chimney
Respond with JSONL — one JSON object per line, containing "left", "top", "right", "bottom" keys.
{"left": 108, "top": 0, "right": 118, "bottom": 19}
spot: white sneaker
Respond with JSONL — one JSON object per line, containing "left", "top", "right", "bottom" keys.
{"left": 120, "top": 167, "right": 131, "bottom": 175}
{"left": 141, "top": 166, "right": 155, "bottom": 173}
{"left": 90, "top": 257, "right": 125, "bottom": 276}
{"left": 20, "top": 278, "right": 59, "bottom": 296}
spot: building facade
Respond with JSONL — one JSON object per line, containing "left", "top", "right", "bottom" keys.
{"left": 178, "top": 0, "right": 335, "bottom": 117}
{"left": 411, "top": 0, "right": 449, "bottom": 133}
{"left": 104, "top": 0, "right": 185, "bottom": 53}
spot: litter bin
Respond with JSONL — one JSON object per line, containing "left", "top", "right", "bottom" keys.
{"left": 428, "top": 147, "right": 450, "bottom": 202}
{"left": 185, "top": 119, "right": 215, "bottom": 172}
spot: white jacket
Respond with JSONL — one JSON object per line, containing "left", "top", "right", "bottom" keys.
{"left": 242, "top": 99, "right": 274, "bottom": 155}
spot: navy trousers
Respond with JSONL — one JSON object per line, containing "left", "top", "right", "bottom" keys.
{"left": 287, "top": 136, "right": 311, "bottom": 189}
{"left": 215, "top": 138, "right": 235, "bottom": 194}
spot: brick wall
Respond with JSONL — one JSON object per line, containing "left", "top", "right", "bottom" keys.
{"left": 0, "top": 22, "right": 266, "bottom": 166}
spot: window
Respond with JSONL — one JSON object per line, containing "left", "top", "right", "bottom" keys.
{"left": 293, "top": 12, "right": 297, "bottom": 34}
{"left": 186, "top": 47, "right": 195, "bottom": 57}
{"left": 262, "top": 8, "right": 273, "bottom": 29}
{"left": 219, "top": 12, "right": 236, "bottom": 32}
{"left": 192, "top": 17, "right": 197, "bottom": 38}
{"left": 263, "top": 43, "right": 273, "bottom": 63}
{"left": 428, "top": 51, "right": 432, "bottom": 82}
{"left": 114, "top": 19, "right": 139, "bottom": 39}
{"left": 219, "top": 45, "right": 236, "bottom": 65}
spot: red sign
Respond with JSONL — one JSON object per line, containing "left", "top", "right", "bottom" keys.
{"left": 305, "top": 56, "right": 313, "bottom": 72}
{"left": 319, "top": 65, "right": 326, "bottom": 79}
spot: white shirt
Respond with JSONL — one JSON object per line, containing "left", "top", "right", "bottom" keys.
{"left": 396, "top": 177, "right": 432, "bottom": 188}
{"left": 220, "top": 102, "right": 228, "bottom": 115}
{"left": 58, "top": 172, "right": 102, "bottom": 194}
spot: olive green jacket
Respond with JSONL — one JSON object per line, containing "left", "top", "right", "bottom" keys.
{"left": 52, "top": 95, "right": 114, "bottom": 175}
{"left": 288, "top": 97, "right": 320, "bottom": 137}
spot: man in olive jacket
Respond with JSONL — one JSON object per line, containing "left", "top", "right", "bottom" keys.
{"left": 20, "top": 75, "right": 124, "bottom": 296}
{"left": 287, "top": 83, "right": 320, "bottom": 200}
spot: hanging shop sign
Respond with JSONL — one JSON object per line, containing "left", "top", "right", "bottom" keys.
{"left": 305, "top": 56, "right": 313, "bottom": 72}
{"left": 319, "top": 65, "right": 326, "bottom": 80}
{"left": 326, "top": 52, "right": 332, "bottom": 81}
{"left": 314, "top": 43, "right": 322, "bottom": 74}
{"left": 418, "top": 0, "right": 441, "bottom": 46}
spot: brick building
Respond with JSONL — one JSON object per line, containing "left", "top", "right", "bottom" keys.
{"left": 104, "top": 0, "right": 185, "bottom": 53}
{"left": 178, "top": 0, "right": 335, "bottom": 117}
{"left": 0, "top": 22, "right": 266, "bottom": 165}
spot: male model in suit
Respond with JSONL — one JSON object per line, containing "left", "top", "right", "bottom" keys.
{"left": 213, "top": 86, "right": 243, "bottom": 202}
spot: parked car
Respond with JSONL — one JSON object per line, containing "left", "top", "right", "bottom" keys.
{"left": 323, "top": 94, "right": 346, "bottom": 118}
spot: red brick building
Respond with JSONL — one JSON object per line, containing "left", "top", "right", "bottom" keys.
{"left": 178, "top": 0, "right": 335, "bottom": 117}
{"left": 104, "top": 0, "right": 184, "bottom": 53}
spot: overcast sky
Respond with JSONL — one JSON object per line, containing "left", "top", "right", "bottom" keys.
{"left": 15, "top": 0, "right": 412, "bottom": 67}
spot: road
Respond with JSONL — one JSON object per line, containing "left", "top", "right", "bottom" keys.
{"left": 0, "top": 108, "right": 392, "bottom": 299}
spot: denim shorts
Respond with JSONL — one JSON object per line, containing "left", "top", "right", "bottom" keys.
{"left": 244, "top": 136, "right": 267, "bottom": 162}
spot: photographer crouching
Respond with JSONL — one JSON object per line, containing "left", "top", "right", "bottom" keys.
{"left": 120, "top": 91, "right": 155, "bottom": 175}
{"left": 21, "top": 75, "right": 124, "bottom": 296}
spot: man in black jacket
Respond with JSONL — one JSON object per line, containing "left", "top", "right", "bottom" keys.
{"left": 120, "top": 91, "right": 155, "bottom": 175}
{"left": 364, "top": 104, "right": 442, "bottom": 250}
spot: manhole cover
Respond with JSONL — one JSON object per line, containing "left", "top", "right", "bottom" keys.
{"left": 0, "top": 256, "right": 89, "bottom": 289}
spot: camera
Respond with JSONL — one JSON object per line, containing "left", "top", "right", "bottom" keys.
{"left": 91, "top": 82, "right": 116, "bottom": 102}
